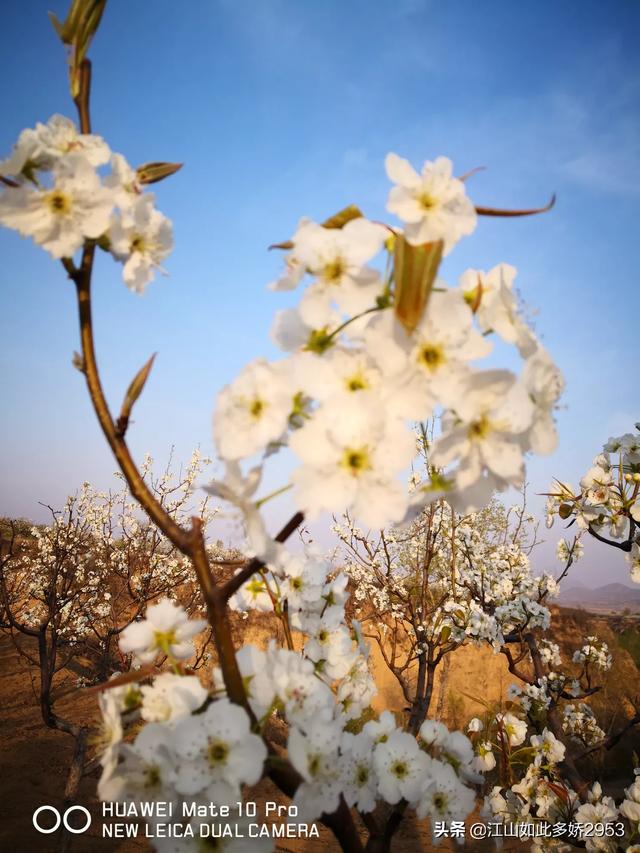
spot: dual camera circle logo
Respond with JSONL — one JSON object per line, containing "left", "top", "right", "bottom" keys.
{"left": 32, "top": 805, "right": 92, "bottom": 834}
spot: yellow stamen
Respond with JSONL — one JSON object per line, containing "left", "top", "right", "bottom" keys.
{"left": 46, "top": 191, "right": 71, "bottom": 215}
{"left": 468, "top": 415, "right": 491, "bottom": 440}
{"left": 417, "top": 343, "right": 445, "bottom": 371}
{"left": 341, "top": 447, "right": 371, "bottom": 476}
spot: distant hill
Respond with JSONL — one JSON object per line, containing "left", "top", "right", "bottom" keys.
{"left": 559, "top": 582, "right": 640, "bottom": 609}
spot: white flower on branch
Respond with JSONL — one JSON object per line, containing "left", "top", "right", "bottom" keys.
{"left": 98, "top": 723, "right": 178, "bottom": 811}
{"left": 364, "top": 289, "right": 491, "bottom": 419}
{"left": 385, "top": 153, "right": 477, "bottom": 252}
{"left": 109, "top": 194, "right": 173, "bottom": 293}
{"left": 530, "top": 728, "right": 566, "bottom": 767}
{"left": 292, "top": 218, "right": 388, "bottom": 325}
{"left": 432, "top": 369, "right": 534, "bottom": 492}
{"left": 288, "top": 723, "right": 342, "bottom": 821}
{"left": 140, "top": 673, "right": 208, "bottom": 723}
{"left": 472, "top": 741, "right": 496, "bottom": 772}
{"left": 172, "top": 699, "right": 267, "bottom": 805}
{"left": 416, "top": 759, "right": 476, "bottom": 827}
{"left": 462, "top": 263, "right": 537, "bottom": 356}
{"left": 0, "top": 114, "right": 110, "bottom": 177}
{"left": 373, "top": 730, "right": 431, "bottom": 805}
{"left": 340, "top": 732, "right": 378, "bottom": 812}
{"left": 119, "top": 598, "right": 206, "bottom": 664}
{"left": 214, "top": 359, "right": 294, "bottom": 461}
{"left": 0, "top": 153, "right": 114, "bottom": 258}
{"left": 204, "top": 461, "right": 278, "bottom": 562}
{"left": 289, "top": 396, "right": 415, "bottom": 528}
{"left": 495, "top": 712, "right": 527, "bottom": 747}
{"left": 104, "top": 152, "right": 142, "bottom": 208}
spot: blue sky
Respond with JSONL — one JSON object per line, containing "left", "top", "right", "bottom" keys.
{"left": 1, "top": 0, "right": 638, "bottom": 585}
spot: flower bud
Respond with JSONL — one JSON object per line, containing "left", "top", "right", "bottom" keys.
{"left": 136, "top": 161, "right": 183, "bottom": 185}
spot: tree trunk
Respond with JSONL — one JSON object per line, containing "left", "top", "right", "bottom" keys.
{"left": 58, "top": 728, "right": 89, "bottom": 853}
{"left": 435, "top": 652, "right": 451, "bottom": 721}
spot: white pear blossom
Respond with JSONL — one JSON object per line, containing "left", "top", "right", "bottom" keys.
{"left": 473, "top": 741, "right": 496, "bottom": 772}
{"left": 432, "top": 370, "right": 534, "bottom": 491}
{"left": 119, "top": 598, "right": 206, "bottom": 664}
{"left": 495, "top": 712, "right": 527, "bottom": 747}
{"left": 288, "top": 724, "right": 342, "bottom": 820}
{"left": 0, "top": 153, "right": 114, "bottom": 258}
{"left": 229, "top": 572, "right": 274, "bottom": 613}
{"left": 461, "top": 263, "right": 537, "bottom": 356}
{"left": 304, "top": 611, "right": 358, "bottom": 680}
{"left": 214, "top": 359, "right": 294, "bottom": 461}
{"left": 293, "top": 217, "right": 388, "bottom": 323}
{"left": 172, "top": 699, "right": 266, "bottom": 805}
{"left": 416, "top": 759, "right": 476, "bottom": 824}
{"left": 363, "top": 710, "right": 397, "bottom": 744}
{"left": 204, "top": 461, "right": 279, "bottom": 563}
{"left": 373, "top": 730, "right": 431, "bottom": 804}
{"left": 530, "top": 728, "right": 566, "bottom": 766}
{"left": 385, "top": 153, "right": 477, "bottom": 252}
{"left": 104, "top": 152, "right": 142, "bottom": 208}
{"left": 230, "top": 645, "right": 276, "bottom": 720}
{"left": 580, "top": 464, "right": 614, "bottom": 505}
{"left": 268, "top": 647, "right": 335, "bottom": 726}
{"left": 339, "top": 732, "right": 378, "bottom": 812}
{"left": 98, "top": 723, "right": 178, "bottom": 808}
{"left": 620, "top": 778, "right": 640, "bottom": 823}
{"left": 298, "top": 347, "right": 384, "bottom": 404}
{"left": 521, "top": 347, "right": 564, "bottom": 454}
{"left": 279, "top": 549, "right": 327, "bottom": 612}
{"left": 364, "top": 289, "right": 491, "bottom": 418}
{"left": 419, "top": 719, "right": 450, "bottom": 748}
{"left": 140, "top": 673, "right": 208, "bottom": 723}
{"left": 289, "top": 397, "right": 415, "bottom": 528}
{"left": 97, "top": 690, "right": 124, "bottom": 777}
{"left": 270, "top": 305, "right": 338, "bottom": 352}
{"left": 108, "top": 193, "right": 173, "bottom": 293}
{"left": 575, "top": 797, "right": 619, "bottom": 851}
{"left": 0, "top": 114, "right": 110, "bottom": 176}
{"left": 628, "top": 542, "right": 640, "bottom": 584}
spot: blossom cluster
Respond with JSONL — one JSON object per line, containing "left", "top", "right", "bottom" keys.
{"left": 546, "top": 426, "right": 640, "bottom": 584}
{"left": 337, "top": 488, "right": 558, "bottom": 664}
{"left": 562, "top": 703, "right": 605, "bottom": 747}
{"left": 227, "top": 540, "right": 376, "bottom": 719}
{"left": 98, "top": 598, "right": 482, "bottom": 847}
{"left": 572, "top": 637, "right": 613, "bottom": 672}
{"left": 4, "top": 6, "right": 638, "bottom": 848}
{"left": 0, "top": 115, "right": 173, "bottom": 291}
{"left": 485, "top": 734, "right": 640, "bottom": 851}
{"left": 0, "top": 451, "right": 221, "bottom": 660}
{"left": 211, "top": 153, "right": 564, "bottom": 533}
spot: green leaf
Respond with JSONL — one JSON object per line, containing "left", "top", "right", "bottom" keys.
{"left": 116, "top": 353, "right": 156, "bottom": 436}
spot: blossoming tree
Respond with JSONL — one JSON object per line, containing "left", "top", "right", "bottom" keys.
{"left": 335, "top": 465, "right": 541, "bottom": 729}
{"left": 546, "top": 426, "right": 640, "bottom": 585}
{"left": 2, "top": 1, "right": 640, "bottom": 850}
{"left": 0, "top": 449, "right": 238, "bottom": 843}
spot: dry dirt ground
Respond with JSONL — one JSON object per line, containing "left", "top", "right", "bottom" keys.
{"left": 1, "top": 607, "right": 638, "bottom": 853}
